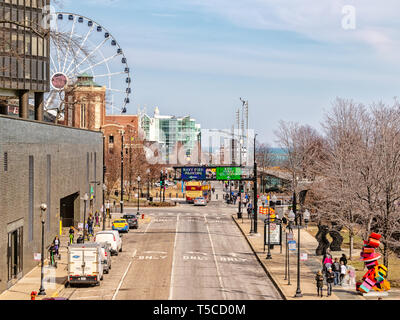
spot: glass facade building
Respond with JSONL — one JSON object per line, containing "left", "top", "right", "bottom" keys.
{"left": 0, "top": 0, "right": 50, "bottom": 120}
{"left": 140, "top": 107, "right": 201, "bottom": 162}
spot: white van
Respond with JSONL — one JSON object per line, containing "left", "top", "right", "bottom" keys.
{"left": 94, "top": 230, "right": 122, "bottom": 255}
{"left": 66, "top": 243, "right": 104, "bottom": 287}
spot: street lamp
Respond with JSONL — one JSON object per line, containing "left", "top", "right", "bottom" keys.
{"left": 286, "top": 209, "right": 295, "bottom": 285}
{"left": 38, "top": 203, "right": 47, "bottom": 296}
{"left": 253, "top": 133, "right": 258, "bottom": 234}
{"left": 146, "top": 168, "right": 150, "bottom": 200}
{"left": 294, "top": 197, "right": 303, "bottom": 298}
{"left": 82, "top": 193, "right": 89, "bottom": 243}
{"left": 137, "top": 176, "right": 141, "bottom": 216}
{"left": 102, "top": 183, "right": 107, "bottom": 231}
{"left": 120, "top": 130, "right": 125, "bottom": 214}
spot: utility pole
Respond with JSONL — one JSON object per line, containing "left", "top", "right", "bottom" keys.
{"left": 253, "top": 133, "right": 258, "bottom": 234}
{"left": 120, "top": 131, "right": 124, "bottom": 214}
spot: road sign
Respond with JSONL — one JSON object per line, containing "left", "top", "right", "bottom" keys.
{"left": 34, "top": 253, "right": 41, "bottom": 261}
{"left": 288, "top": 240, "right": 297, "bottom": 251}
{"left": 287, "top": 233, "right": 294, "bottom": 241}
{"left": 216, "top": 167, "right": 241, "bottom": 180}
{"left": 300, "top": 253, "right": 308, "bottom": 261}
{"left": 182, "top": 167, "right": 206, "bottom": 180}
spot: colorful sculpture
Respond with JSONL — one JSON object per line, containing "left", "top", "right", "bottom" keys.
{"left": 356, "top": 232, "right": 390, "bottom": 294}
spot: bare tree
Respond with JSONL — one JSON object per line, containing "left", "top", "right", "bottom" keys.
{"left": 104, "top": 151, "right": 120, "bottom": 201}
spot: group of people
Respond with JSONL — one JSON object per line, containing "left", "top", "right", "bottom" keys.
{"left": 67, "top": 211, "right": 101, "bottom": 244}
{"left": 315, "top": 249, "right": 349, "bottom": 297}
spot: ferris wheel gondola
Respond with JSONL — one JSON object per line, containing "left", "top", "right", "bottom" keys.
{"left": 45, "top": 12, "right": 132, "bottom": 118}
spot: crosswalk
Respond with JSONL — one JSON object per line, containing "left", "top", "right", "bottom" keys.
{"left": 147, "top": 212, "right": 229, "bottom": 217}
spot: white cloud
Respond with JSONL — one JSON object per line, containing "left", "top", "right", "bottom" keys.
{"left": 178, "top": 0, "right": 400, "bottom": 57}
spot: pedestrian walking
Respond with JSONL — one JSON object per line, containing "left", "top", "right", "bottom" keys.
{"left": 95, "top": 211, "right": 100, "bottom": 227}
{"left": 69, "top": 226, "right": 75, "bottom": 244}
{"left": 322, "top": 249, "right": 333, "bottom": 272}
{"left": 287, "top": 220, "right": 293, "bottom": 233}
{"left": 326, "top": 267, "right": 335, "bottom": 296}
{"left": 315, "top": 270, "right": 324, "bottom": 297}
{"left": 340, "top": 261, "right": 347, "bottom": 285}
{"left": 340, "top": 253, "right": 348, "bottom": 266}
{"left": 87, "top": 216, "right": 94, "bottom": 236}
{"left": 53, "top": 236, "right": 60, "bottom": 257}
{"left": 48, "top": 243, "right": 57, "bottom": 268}
{"left": 332, "top": 258, "right": 341, "bottom": 285}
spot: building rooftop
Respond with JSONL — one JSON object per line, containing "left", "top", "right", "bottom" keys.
{"left": 76, "top": 73, "right": 102, "bottom": 87}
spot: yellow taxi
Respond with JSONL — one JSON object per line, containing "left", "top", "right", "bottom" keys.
{"left": 112, "top": 219, "right": 129, "bottom": 233}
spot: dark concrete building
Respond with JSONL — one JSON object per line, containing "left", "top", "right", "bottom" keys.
{"left": 0, "top": 115, "right": 103, "bottom": 292}
{"left": 0, "top": 0, "right": 50, "bottom": 120}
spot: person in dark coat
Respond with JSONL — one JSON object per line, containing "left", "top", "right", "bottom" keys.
{"left": 326, "top": 267, "right": 335, "bottom": 296}
{"left": 340, "top": 254, "right": 348, "bottom": 266}
{"left": 315, "top": 270, "right": 324, "bottom": 297}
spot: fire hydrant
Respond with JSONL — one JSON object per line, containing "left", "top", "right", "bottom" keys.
{"left": 141, "top": 213, "right": 144, "bottom": 219}
{"left": 31, "top": 291, "right": 37, "bottom": 300}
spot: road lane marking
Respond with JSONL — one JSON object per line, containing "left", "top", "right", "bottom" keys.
{"left": 168, "top": 213, "right": 180, "bottom": 300}
{"left": 112, "top": 248, "right": 137, "bottom": 300}
{"left": 204, "top": 215, "right": 227, "bottom": 300}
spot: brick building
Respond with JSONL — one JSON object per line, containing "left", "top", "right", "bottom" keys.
{"left": 103, "top": 114, "right": 139, "bottom": 155}
{"left": 64, "top": 74, "right": 106, "bottom": 131}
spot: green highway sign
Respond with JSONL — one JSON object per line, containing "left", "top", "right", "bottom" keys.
{"left": 216, "top": 167, "right": 242, "bottom": 180}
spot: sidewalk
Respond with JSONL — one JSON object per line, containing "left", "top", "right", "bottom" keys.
{"left": 232, "top": 215, "right": 400, "bottom": 300}
{"left": 0, "top": 223, "right": 106, "bottom": 300}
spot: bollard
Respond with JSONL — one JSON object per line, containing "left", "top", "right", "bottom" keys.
{"left": 31, "top": 291, "right": 37, "bottom": 300}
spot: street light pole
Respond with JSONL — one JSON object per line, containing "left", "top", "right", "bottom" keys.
{"left": 253, "top": 134, "right": 258, "bottom": 234}
{"left": 266, "top": 199, "right": 272, "bottom": 259}
{"left": 83, "top": 193, "right": 88, "bottom": 243}
{"left": 137, "top": 176, "right": 141, "bottom": 215}
{"left": 38, "top": 203, "right": 47, "bottom": 296}
{"left": 293, "top": 192, "right": 303, "bottom": 298}
{"left": 120, "top": 131, "right": 124, "bottom": 214}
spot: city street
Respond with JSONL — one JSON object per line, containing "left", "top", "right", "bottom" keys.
{"left": 58, "top": 189, "right": 282, "bottom": 300}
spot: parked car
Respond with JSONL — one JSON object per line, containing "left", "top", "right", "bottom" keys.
{"left": 194, "top": 197, "right": 207, "bottom": 206}
{"left": 112, "top": 219, "right": 129, "bottom": 233}
{"left": 123, "top": 214, "right": 139, "bottom": 229}
{"left": 94, "top": 231, "right": 122, "bottom": 255}
{"left": 66, "top": 243, "right": 104, "bottom": 287}
{"left": 97, "top": 242, "right": 112, "bottom": 274}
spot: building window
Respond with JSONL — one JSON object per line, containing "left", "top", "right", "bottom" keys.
{"left": 109, "top": 135, "right": 114, "bottom": 144}
{"left": 4, "top": 152, "right": 8, "bottom": 171}
{"left": 80, "top": 103, "right": 86, "bottom": 128}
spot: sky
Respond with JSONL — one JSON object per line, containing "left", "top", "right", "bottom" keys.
{"left": 56, "top": 0, "right": 400, "bottom": 146}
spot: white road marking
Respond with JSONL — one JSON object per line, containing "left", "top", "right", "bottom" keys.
{"left": 112, "top": 248, "right": 137, "bottom": 300}
{"left": 204, "top": 215, "right": 227, "bottom": 300}
{"left": 140, "top": 218, "right": 153, "bottom": 235}
{"left": 168, "top": 213, "right": 180, "bottom": 300}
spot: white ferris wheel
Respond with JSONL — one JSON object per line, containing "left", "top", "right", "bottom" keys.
{"left": 45, "top": 12, "right": 132, "bottom": 117}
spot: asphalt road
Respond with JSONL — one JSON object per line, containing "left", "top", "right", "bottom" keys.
{"left": 59, "top": 190, "right": 282, "bottom": 300}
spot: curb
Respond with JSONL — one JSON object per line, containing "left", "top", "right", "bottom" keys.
{"left": 232, "top": 215, "right": 287, "bottom": 300}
